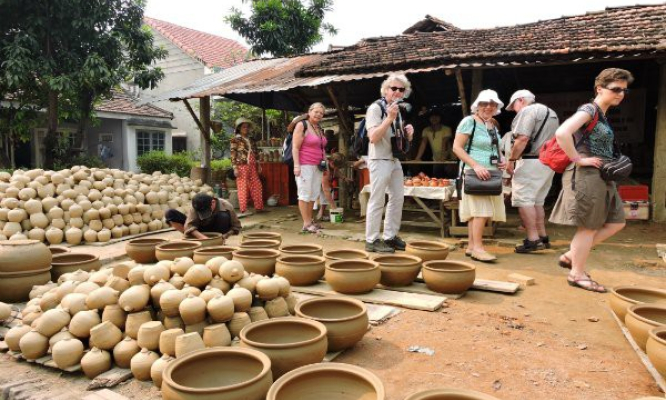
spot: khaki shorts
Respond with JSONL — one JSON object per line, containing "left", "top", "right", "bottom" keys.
{"left": 512, "top": 159, "right": 555, "bottom": 207}
{"left": 549, "top": 165, "right": 625, "bottom": 230}
{"left": 296, "top": 165, "right": 323, "bottom": 202}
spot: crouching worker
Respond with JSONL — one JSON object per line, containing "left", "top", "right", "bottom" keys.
{"left": 165, "top": 193, "right": 241, "bottom": 240}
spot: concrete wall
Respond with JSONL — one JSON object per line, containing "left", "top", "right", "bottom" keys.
{"left": 86, "top": 118, "right": 124, "bottom": 169}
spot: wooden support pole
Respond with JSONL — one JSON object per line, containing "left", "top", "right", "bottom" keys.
{"left": 652, "top": 61, "right": 666, "bottom": 222}
{"left": 326, "top": 86, "right": 352, "bottom": 135}
{"left": 199, "top": 96, "right": 212, "bottom": 184}
{"left": 182, "top": 99, "right": 205, "bottom": 136}
{"left": 471, "top": 69, "right": 483, "bottom": 103}
{"left": 454, "top": 69, "right": 469, "bottom": 117}
{"left": 326, "top": 85, "right": 353, "bottom": 209}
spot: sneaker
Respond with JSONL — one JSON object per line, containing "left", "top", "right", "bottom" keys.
{"left": 385, "top": 236, "right": 406, "bottom": 251}
{"left": 540, "top": 236, "right": 552, "bottom": 249}
{"left": 366, "top": 239, "right": 395, "bottom": 253}
{"left": 515, "top": 238, "right": 545, "bottom": 253}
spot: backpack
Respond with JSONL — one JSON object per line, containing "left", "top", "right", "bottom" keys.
{"left": 282, "top": 120, "right": 308, "bottom": 165}
{"left": 539, "top": 105, "right": 599, "bottom": 173}
{"left": 350, "top": 100, "right": 386, "bottom": 160}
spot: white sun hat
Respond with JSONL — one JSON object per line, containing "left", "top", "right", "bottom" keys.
{"left": 470, "top": 89, "right": 504, "bottom": 116}
{"left": 506, "top": 89, "right": 536, "bottom": 111}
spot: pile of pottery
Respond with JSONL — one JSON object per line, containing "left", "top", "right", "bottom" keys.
{"left": 0, "top": 166, "right": 211, "bottom": 245}
{"left": 0, "top": 240, "right": 53, "bottom": 302}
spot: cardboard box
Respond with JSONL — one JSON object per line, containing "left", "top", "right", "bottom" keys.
{"left": 623, "top": 200, "right": 649, "bottom": 220}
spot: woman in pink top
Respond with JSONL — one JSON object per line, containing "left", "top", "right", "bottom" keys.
{"left": 292, "top": 102, "right": 328, "bottom": 233}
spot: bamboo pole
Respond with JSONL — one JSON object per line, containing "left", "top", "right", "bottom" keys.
{"left": 454, "top": 69, "right": 469, "bottom": 117}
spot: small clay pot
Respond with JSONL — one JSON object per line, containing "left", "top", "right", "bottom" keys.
{"left": 207, "top": 295, "right": 235, "bottom": 323}
{"left": 131, "top": 348, "right": 160, "bottom": 381}
{"left": 229, "top": 312, "right": 252, "bottom": 339}
{"left": 323, "top": 249, "right": 369, "bottom": 265}
{"left": 160, "top": 289, "right": 188, "bottom": 317}
{"left": 325, "top": 259, "right": 380, "bottom": 294}
{"left": 162, "top": 347, "right": 273, "bottom": 400}
{"left": 611, "top": 286, "right": 666, "bottom": 320}
{"left": 0, "top": 240, "right": 52, "bottom": 274}
{"left": 125, "top": 310, "right": 153, "bottom": 340}
{"left": 422, "top": 260, "right": 476, "bottom": 294}
{"left": 159, "top": 328, "right": 184, "bottom": 356}
{"left": 19, "top": 329, "right": 49, "bottom": 360}
{"left": 239, "top": 317, "right": 328, "bottom": 379}
{"left": 404, "top": 388, "right": 501, "bottom": 400}
{"left": 647, "top": 326, "right": 666, "bottom": 379}
{"left": 219, "top": 260, "right": 245, "bottom": 283}
{"left": 279, "top": 244, "right": 323, "bottom": 257}
{"left": 113, "top": 337, "right": 141, "bottom": 368}
{"left": 275, "top": 256, "right": 325, "bottom": 286}
{"left": 295, "top": 297, "right": 368, "bottom": 352}
{"left": 174, "top": 332, "right": 205, "bottom": 358}
{"left": 625, "top": 304, "right": 666, "bottom": 351}
{"left": 138, "top": 321, "right": 166, "bottom": 351}
{"left": 5, "top": 324, "right": 32, "bottom": 352}
{"left": 102, "top": 304, "right": 127, "bottom": 330}
{"left": 203, "top": 323, "right": 232, "bottom": 347}
{"left": 119, "top": 284, "right": 151, "bottom": 312}
{"left": 125, "top": 238, "right": 167, "bottom": 263}
{"left": 266, "top": 362, "right": 384, "bottom": 400}
{"left": 241, "top": 231, "right": 282, "bottom": 244}
{"left": 183, "top": 232, "right": 225, "bottom": 248}
{"left": 373, "top": 254, "right": 422, "bottom": 287}
{"left": 51, "top": 253, "right": 101, "bottom": 281}
{"left": 232, "top": 249, "right": 280, "bottom": 276}
{"left": 193, "top": 246, "right": 238, "bottom": 264}
{"left": 156, "top": 241, "right": 202, "bottom": 261}
{"left": 49, "top": 246, "right": 70, "bottom": 256}
{"left": 90, "top": 320, "right": 123, "bottom": 350}
{"left": 0, "top": 269, "right": 52, "bottom": 303}
{"left": 81, "top": 347, "right": 112, "bottom": 379}
{"left": 52, "top": 338, "right": 85, "bottom": 369}
{"left": 405, "top": 240, "right": 450, "bottom": 262}
{"left": 240, "top": 239, "right": 281, "bottom": 250}
{"left": 151, "top": 354, "right": 174, "bottom": 388}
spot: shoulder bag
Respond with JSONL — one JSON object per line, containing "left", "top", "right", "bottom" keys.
{"left": 457, "top": 119, "right": 503, "bottom": 196}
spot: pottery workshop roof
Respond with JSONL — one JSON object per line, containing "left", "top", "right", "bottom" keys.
{"left": 300, "top": 4, "right": 666, "bottom": 76}
{"left": 97, "top": 90, "right": 173, "bottom": 119}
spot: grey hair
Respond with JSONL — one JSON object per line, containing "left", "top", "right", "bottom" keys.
{"left": 380, "top": 74, "right": 412, "bottom": 98}
{"left": 308, "top": 102, "right": 325, "bottom": 112}
{"left": 522, "top": 97, "right": 536, "bottom": 106}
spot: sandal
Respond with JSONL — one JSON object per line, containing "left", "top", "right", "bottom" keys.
{"left": 464, "top": 249, "right": 472, "bottom": 257}
{"left": 567, "top": 276, "right": 607, "bottom": 293}
{"left": 471, "top": 250, "right": 497, "bottom": 262}
{"left": 558, "top": 254, "right": 572, "bottom": 270}
{"left": 302, "top": 224, "right": 320, "bottom": 234}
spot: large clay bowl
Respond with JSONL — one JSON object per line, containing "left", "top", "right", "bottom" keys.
{"left": 266, "top": 362, "right": 384, "bottom": 400}
{"left": 125, "top": 238, "right": 168, "bottom": 263}
{"left": 422, "top": 261, "right": 476, "bottom": 294}
{"left": 0, "top": 269, "right": 52, "bottom": 303}
{"left": 325, "top": 259, "right": 380, "bottom": 294}
{"left": 240, "top": 239, "right": 281, "bottom": 250}
{"left": 647, "top": 326, "right": 666, "bottom": 378}
{"left": 611, "top": 286, "right": 666, "bottom": 320}
{"left": 239, "top": 317, "right": 328, "bottom": 379}
{"left": 280, "top": 244, "right": 323, "bottom": 257}
{"left": 373, "top": 254, "right": 422, "bottom": 287}
{"left": 626, "top": 304, "right": 666, "bottom": 351}
{"left": 405, "top": 388, "right": 501, "bottom": 400}
{"left": 242, "top": 231, "right": 282, "bottom": 244}
{"left": 405, "top": 241, "right": 450, "bottom": 262}
{"left": 156, "top": 241, "right": 202, "bottom": 261}
{"left": 324, "top": 249, "right": 369, "bottom": 266}
{"left": 0, "top": 240, "right": 52, "bottom": 274}
{"left": 49, "top": 247, "right": 70, "bottom": 256}
{"left": 193, "top": 246, "right": 238, "bottom": 264}
{"left": 295, "top": 297, "right": 368, "bottom": 352}
{"left": 184, "top": 232, "right": 225, "bottom": 248}
{"left": 51, "top": 253, "right": 102, "bottom": 280}
{"left": 161, "top": 347, "right": 273, "bottom": 400}
{"left": 232, "top": 249, "right": 281, "bottom": 276}
{"left": 275, "top": 256, "right": 326, "bottom": 286}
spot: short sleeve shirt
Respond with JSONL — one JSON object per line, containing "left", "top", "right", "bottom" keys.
{"left": 365, "top": 101, "right": 393, "bottom": 160}
{"left": 574, "top": 103, "right": 615, "bottom": 160}
{"left": 422, "top": 125, "right": 453, "bottom": 161}
{"left": 511, "top": 103, "right": 559, "bottom": 156}
{"left": 455, "top": 116, "right": 501, "bottom": 169}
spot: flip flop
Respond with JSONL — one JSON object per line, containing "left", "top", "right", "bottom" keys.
{"left": 465, "top": 250, "right": 472, "bottom": 257}
{"left": 567, "top": 276, "right": 607, "bottom": 293}
{"left": 558, "top": 254, "right": 572, "bottom": 270}
{"left": 471, "top": 250, "right": 497, "bottom": 262}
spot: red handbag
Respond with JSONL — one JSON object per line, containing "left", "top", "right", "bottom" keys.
{"left": 539, "top": 107, "right": 599, "bottom": 173}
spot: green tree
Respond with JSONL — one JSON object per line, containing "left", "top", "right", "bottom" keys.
{"left": 225, "top": 0, "right": 337, "bottom": 57}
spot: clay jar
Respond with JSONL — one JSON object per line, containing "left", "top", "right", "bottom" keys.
{"left": 405, "top": 240, "right": 450, "bottom": 262}
{"left": 0, "top": 269, "right": 51, "bottom": 303}
{"left": 118, "top": 284, "right": 151, "bottom": 312}
{"left": 241, "top": 231, "right": 282, "bottom": 244}
{"left": 240, "top": 239, "right": 281, "bottom": 250}
{"left": 239, "top": 317, "right": 328, "bottom": 379}
{"left": 160, "top": 289, "right": 188, "bottom": 317}
{"left": 162, "top": 347, "right": 273, "bottom": 400}
{"left": 373, "top": 254, "right": 423, "bottom": 287}
{"left": 647, "top": 326, "right": 666, "bottom": 378}
{"left": 159, "top": 328, "right": 184, "bottom": 356}
{"left": 156, "top": 241, "right": 202, "bottom": 261}
{"left": 125, "top": 238, "right": 167, "bottom": 263}
{"left": 90, "top": 320, "right": 123, "bottom": 350}
{"left": 422, "top": 260, "right": 476, "bottom": 294}
{"left": 69, "top": 309, "right": 101, "bottom": 339}
{"left": 151, "top": 354, "right": 174, "bottom": 388}
{"left": 193, "top": 246, "right": 238, "bottom": 264}
{"left": 174, "top": 332, "right": 206, "bottom": 358}
{"left": 229, "top": 312, "right": 252, "bottom": 339}
{"left": 232, "top": 249, "right": 281, "bottom": 276}
{"left": 266, "top": 362, "right": 384, "bottom": 400}
{"left": 296, "top": 297, "right": 369, "bottom": 352}
{"left": 18, "top": 329, "right": 49, "bottom": 360}
{"left": 131, "top": 348, "right": 160, "bottom": 381}
{"left": 325, "top": 259, "right": 380, "bottom": 294}
{"left": 220, "top": 260, "right": 245, "bottom": 283}
{"left": 138, "top": 321, "right": 166, "bottom": 351}
{"left": 279, "top": 244, "right": 323, "bottom": 257}
{"left": 113, "top": 337, "right": 141, "bottom": 368}
{"left": 625, "top": 304, "right": 666, "bottom": 350}
{"left": 323, "top": 249, "right": 369, "bottom": 266}
{"left": 184, "top": 232, "right": 225, "bottom": 248}
{"left": 404, "top": 388, "right": 501, "bottom": 400}
{"left": 0, "top": 240, "right": 52, "bottom": 274}
{"left": 611, "top": 286, "right": 666, "bottom": 320}
{"left": 275, "top": 255, "right": 326, "bottom": 286}
{"left": 203, "top": 323, "right": 232, "bottom": 347}
{"left": 51, "top": 253, "right": 102, "bottom": 281}
{"left": 81, "top": 347, "right": 112, "bottom": 379}
{"left": 207, "top": 295, "right": 235, "bottom": 323}
{"left": 5, "top": 324, "right": 32, "bottom": 352}
{"left": 125, "top": 310, "right": 153, "bottom": 340}
{"left": 179, "top": 295, "right": 207, "bottom": 325}
{"left": 52, "top": 338, "right": 85, "bottom": 369}
{"left": 36, "top": 308, "right": 71, "bottom": 337}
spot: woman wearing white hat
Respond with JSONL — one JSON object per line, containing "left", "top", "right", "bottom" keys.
{"left": 230, "top": 118, "right": 264, "bottom": 216}
{"left": 452, "top": 89, "right": 507, "bottom": 262}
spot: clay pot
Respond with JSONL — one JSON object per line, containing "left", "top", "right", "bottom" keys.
{"left": 174, "top": 332, "right": 206, "bottom": 358}
{"left": 131, "top": 348, "right": 160, "bottom": 381}
{"left": 184, "top": 232, "right": 225, "bottom": 248}
{"left": 164, "top": 315, "right": 185, "bottom": 330}
{"left": 373, "top": 254, "right": 422, "bottom": 287}
{"left": 151, "top": 354, "right": 174, "bottom": 388}
{"left": 90, "top": 320, "right": 123, "bottom": 350}
{"left": 162, "top": 347, "right": 273, "bottom": 400}
{"left": 160, "top": 289, "right": 188, "bottom": 317}
{"left": 102, "top": 304, "right": 127, "bottom": 330}
{"left": 203, "top": 323, "right": 232, "bottom": 347}
{"left": 232, "top": 249, "right": 281, "bottom": 276}
{"left": 171, "top": 258, "right": 193, "bottom": 276}
{"left": 151, "top": 280, "right": 177, "bottom": 305}
{"left": 296, "top": 297, "right": 368, "bottom": 352}
{"left": 229, "top": 312, "right": 252, "bottom": 339}
{"left": 113, "top": 337, "right": 141, "bottom": 368}
{"left": 179, "top": 295, "right": 207, "bottom": 325}
{"left": 240, "top": 317, "right": 328, "bottom": 379}
{"left": 185, "top": 320, "right": 209, "bottom": 336}
{"left": 325, "top": 259, "right": 380, "bottom": 294}
{"left": 49, "top": 246, "right": 70, "bottom": 257}
{"left": 405, "top": 240, "right": 450, "bottom": 262}
{"left": 227, "top": 286, "right": 253, "bottom": 312}
{"left": 241, "top": 231, "right": 282, "bottom": 244}
{"left": 266, "top": 362, "right": 384, "bottom": 400}
{"left": 275, "top": 256, "right": 326, "bottom": 286}
{"left": 611, "top": 286, "right": 666, "bottom": 320}
{"left": 59, "top": 290, "right": 87, "bottom": 313}
{"left": 69, "top": 309, "right": 101, "bottom": 339}
{"left": 81, "top": 348, "right": 112, "bottom": 379}
{"left": 118, "top": 284, "right": 151, "bottom": 312}
{"left": 160, "top": 328, "right": 184, "bottom": 356}
{"left": 156, "top": 241, "right": 203, "bottom": 261}
{"left": 0, "top": 239, "right": 52, "bottom": 274}
{"left": 200, "top": 287, "right": 223, "bottom": 303}
{"left": 626, "top": 304, "right": 666, "bottom": 350}
{"left": 5, "top": 324, "right": 32, "bottom": 352}
{"left": 51, "top": 253, "right": 101, "bottom": 280}
{"left": 255, "top": 278, "right": 280, "bottom": 300}
{"left": 87, "top": 286, "right": 121, "bottom": 310}
{"left": 323, "top": 249, "right": 369, "bottom": 265}
{"left": 127, "top": 265, "right": 147, "bottom": 286}
{"left": 125, "top": 310, "right": 153, "bottom": 340}
{"left": 422, "top": 260, "right": 476, "bottom": 294}
{"left": 125, "top": 238, "right": 168, "bottom": 263}
{"left": 207, "top": 295, "right": 235, "bottom": 323}
{"left": 48, "top": 328, "right": 76, "bottom": 349}
{"left": 144, "top": 263, "right": 171, "bottom": 286}
{"left": 220, "top": 260, "right": 245, "bottom": 283}
{"left": 193, "top": 246, "right": 238, "bottom": 264}
{"left": 52, "top": 338, "right": 84, "bottom": 369}
{"left": 19, "top": 329, "right": 49, "bottom": 360}
{"left": 647, "top": 326, "right": 666, "bottom": 378}
{"left": 138, "top": 321, "right": 166, "bottom": 351}
{"left": 264, "top": 297, "right": 290, "bottom": 318}
{"left": 248, "top": 307, "right": 269, "bottom": 322}
{"left": 404, "top": 388, "right": 501, "bottom": 400}
{"left": 240, "top": 239, "right": 281, "bottom": 250}
{"left": 183, "top": 264, "right": 213, "bottom": 288}
{"left": 36, "top": 308, "right": 71, "bottom": 337}
{"left": 203, "top": 257, "right": 227, "bottom": 276}
{"left": 0, "top": 269, "right": 52, "bottom": 303}
{"left": 279, "top": 244, "right": 323, "bottom": 257}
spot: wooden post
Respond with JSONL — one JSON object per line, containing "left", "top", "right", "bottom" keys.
{"left": 653, "top": 61, "right": 666, "bottom": 222}
{"left": 199, "top": 96, "right": 212, "bottom": 184}
{"left": 326, "top": 85, "right": 353, "bottom": 209}
{"left": 454, "top": 69, "right": 469, "bottom": 117}
{"left": 471, "top": 70, "right": 483, "bottom": 103}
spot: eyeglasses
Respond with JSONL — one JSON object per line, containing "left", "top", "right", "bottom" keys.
{"left": 478, "top": 102, "right": 498, "bottom": 108}
{"left": 605, "top": 87, "right": 630, "bottom": 95}
{"left": 390, "top": 86, "right": 406, "bottom": 93}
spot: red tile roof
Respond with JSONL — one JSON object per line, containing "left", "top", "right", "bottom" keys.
{"left": 144, "top": 17, "right": 248, "bottom": 69}
{"left": 96, "top": 90, "right": 173, "bottom": 119}
{"left": 403, "top": 15, "right": 460, "bottom": 34}
{"left": 301, "top": 4, "right": 666, "bottom": 76}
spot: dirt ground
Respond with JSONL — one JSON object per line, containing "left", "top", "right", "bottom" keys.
{"left": 2, "top": 205, "right": 666, "bottom": 400}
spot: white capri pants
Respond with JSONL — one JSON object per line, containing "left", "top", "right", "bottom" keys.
{"left": 365, "top": 159, "right": 404, "bottom": 242}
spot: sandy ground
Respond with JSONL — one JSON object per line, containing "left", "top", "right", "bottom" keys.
{"left": 1, "top": 205, "right": 666, "bottom": 400}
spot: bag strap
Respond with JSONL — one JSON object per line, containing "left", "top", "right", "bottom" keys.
{"left": 526, "top": 109, "right": 550, "bottom": 154}
{"left": 572, "top": 105, "right": 600, "bottom": 191}
{"left": 458, "top": 118, "right": 477, "bottom": 181}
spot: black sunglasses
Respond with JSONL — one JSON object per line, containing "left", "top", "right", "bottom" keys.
{"left": 390, "top": 86, "right": 406, "bottom": 93}
{"left": 605, "top": 87, "right": 630, "bottom": 95}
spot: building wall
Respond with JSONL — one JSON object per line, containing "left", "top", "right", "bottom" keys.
{"left": 86, "top": 118, "right": 124, "bottom": 170}
{"left": 124, "top": 125, "right": 173, "bottom": 173}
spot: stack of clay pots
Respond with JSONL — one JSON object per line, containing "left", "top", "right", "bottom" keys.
{"left": 0, "top": 167, "right": 211, "bottom": 245}
{"left": 0, "top": 240, "right": 53, "bottom": 302}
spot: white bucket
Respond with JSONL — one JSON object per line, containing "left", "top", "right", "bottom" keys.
{"left": 329, "top": 208, "right": 344, "bottom": 224}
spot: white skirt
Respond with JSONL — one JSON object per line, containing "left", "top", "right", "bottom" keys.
{"left": 459, "top": 192, "right": 506, "bottom": 223}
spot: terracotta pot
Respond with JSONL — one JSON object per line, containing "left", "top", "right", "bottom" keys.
{"left": 422, "top": 260, "right": 476, "bottom": 294}
{"left": 200, "top": 287, "right": 224, "bottom": 303}
{"left": 373, "top": 254, "right": 422, "bottom": 287}
{"left": 113, "top": 336, "right": 141, "bottom": 368}
{"left": 19, "top": 329, "right": 49, "bottom": 360}
{"left": 264, "top": 297, "right": 290, "bottom": 318}
{"left": 162, "top": 347, "right": 273, "bottom": 400}
{"left": 160, "top": 328, "right": 184, "bottom": 357}
{"left": 0, "top": 239, "right": 52, "bottom": 274}
{"left": 279, "top": 244, "right": 323, "bottom": 258}
{"left": 69, "top": 309, "right": 101, "bottom": 339}
{"left": 144, "top": 263, "right": 172, "bottom": 286}
{"left": 266, "top": 362, "right": 384, "bottom": 400}
{"left": 171, "top": 258, "right": 193, "bottom": 277}
{"left": 138, "top": 321, "right": 166, "bottom": 351}
{"left": 90, "top": 320, "right": 123, "bottom": 350}
{"left": 151, "top": 280, "right": 176, "bottom": 305}
{"left": 87, "top": 286, "right": 121, "bottom": 310}
{"left": 220, "top": 260, "right": 245, "bottom": 283}
{"left": 296, "top": 297, "right": 368, "bottom": 352}
{"left": 405, "top": 240, "right": 450, "bottom": 262}
{"left": 5, "top": 324, "right": 32, "bottom": 352}
{"left": 204, "top": 257, "right": 227, "bottom": 276}
{"left": 248, "top": 307, "right": 269, "bottom": 322}
{"left": 185, "top": 320, "right": 209, "bottom": 337}
{"left": 0, "top": 269, "right": 52, "bottom": 303}
{"left": 51, "top": 253, "right": 101, "bottom": 281}
{"left": 179, "top": 295, "right": 207, "bottom": 325}
{"left": 164, "top": 315, "right": 185, "bottom": 330}
{"left": 240, "top": 317, "right": 328, "bottom": 379}
{"left": 52, "top": 338, "right": 84, "bottom": 369}
{"left": 48, "top": 328, "right": 76, "bottom": 349}
{"left": 160, "top": 289, "right": 188, "bottom": 317}
{"left": 125, "top": 310, "right": 153, "bottom": 340}
{"left": 647, "top": 326, "right": 666, "bottom": 379}
{"left": 49, "top": 246, "right": 70, "bottom": 256}
{"left": 151, "top": 354, "right": 174, "bottom": 388}
{"left": 127, "top": 265, "right": 147, "bottom": 286}
{"left": 131, "top": 348, "right": 160, "bottom": 381}
{"left": 404, "top": 388, "right": 501, "bottom": 400}
{"left": 255, "top": 279, "right": 280, "bottom": 300}
{"left": 119, "top": 284, "right": 151, "bottom": 312}
{"left": 193, "top": 246, "right": 238, "bottom": 264}
{"left": 81, "top": 348, "right": 112, "bottom": 379}
{"left": 184, "top": 232, "right": 225, "bottom": 248}
{"left": 227, "top": 286, "right": 253, "bottom": 312}
{"left": 325, "top": 259, "right": 380, "bottom": 294}
{"left": 203, "top": 323, "right": 232, "bottom": 347}
{"left": 241, "top": 231, "right": 282, "bottom": 244}
{"left": 156, "top": 241, "right": 203, "bottom": 261}
{"left": 207, "top": 295, "right": 235, "bottom": 323}
{"left": 183, "top": 264, "right": 213, "bottom": 288}
{"left": 36, "top": 307, "right": 71, "bottom": 337}
{"left": 275, "top": 256, "right": 325, "bottom": 286}
{"left": 232, "top": 249, "right": 281, "bottom": 276}
{"left": 229, "top": 312, "right": 252, "bottom": 339}
{"left": 125, "top": 238, "right": 168, "bottom": 263}
{"left": 240, "top": 239, "right": 281, "bottom": 250}
{"left": 102, "top": 304, "right": 127, "bottom": 330}
{"left": 323, "top": 249, "right": 369, "bottom": 265}
{"left": 626, "top": 304, "right": 666, "bottom": 351}
{"left": 611, "top": 286, "right": 666, "bottom": 320}
{"left": 175, "top": 332, "right": 206, "bottom": 358}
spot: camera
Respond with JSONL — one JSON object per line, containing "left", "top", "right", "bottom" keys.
{"left": 317, "top": 160, "right": 328, "bottom": 172}
{"left": 490, "top": 155, "right": 499, "bottom": 166}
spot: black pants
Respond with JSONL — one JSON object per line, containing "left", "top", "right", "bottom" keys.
{"left": 165, "top": 209, "right": 232, "bottom": 234}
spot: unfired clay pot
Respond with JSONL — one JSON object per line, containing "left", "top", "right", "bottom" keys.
{"left": 239, "top": 317, "right": 328, "bottom": 378}
{"left": 174, "top": 332, "right": 206, "bottom": 358}
{"left": 647, "top": 326, "right": 666, "bottom": 378}
{"left": 611, "top": 286, "right": 666, "bottom": 320}
{"left": 404, "top": 388, "right": 501, "bottom": 400}
{"left": 625, "top": 304, "right": 666, "bottom": 351}
{"left": 266, "top": 362, "right": 384, "bottom": 400}
{"left": 0, "top": 269, "right": 52, "bottom": 303}
{"left": 131, "top": 348, "right": 160, "bottom": 381}
{"left": 279, "top": 244, "right": 323, "bottom": 257}
{"left": 126, "top": 238, "right": 168, "bottom": 263}
{"left": 422, "top": 260, "right": 476, "bottom": 294}
{"left": 81, "top": 347, "right": 112, "bottom": 379}
{"left": 138, "top": 321, "right": 166, "bottom": 351}
{"left": 193, "top": 246, "right": 238, "bottom": 264}
{"left": 161, "top": 347, "right": 273, "bottom": 400}
{"left": 240, "top": 239, "right": 281, "bottom": 250}
{"left": 51, "top": 253, "right": 102, "bottom": 280}
{"left": 275, "top": 255, "right": 325, "bottom": 286}
{"left": 203, "top": 323, "right": 232, "bottom": 347}
{"left": 295, "top": 297, "right": 368, "bottom": 352}
{"left": 113, "top": 337, "right": 141, "bottom": 368}
{"left": 151, "top": 354, "right": 174, "bottom": 388}
{"left": 0, "top": 240, "right": 52, "bottom": 274}
{"left": 232, "top": 249, "right": 280, "bottom": 276}
{"left": 156, "top": 241, "right": 202, "bottom": 261}
{"left": 373, "top": 254, "right": 422, "bottom": 287}
{"left": 184, "top": 232, "right": 225, "bottom": 248}
{"left": 52, "top": 338, "right": 85, "bottom": 369}
{"left": 405, "top": 240, "right": 450, "bottom": 262}
{"left": 323, "top": 249, "right": 369, "bottom": 265}
{"left": 325, "top": 259, "right": 380, "bottom": 294}
{"left": 160, "top": 328, "right": 184, "bottom": 357}
{"left": 241, "top": 231, "right": 282, "bottom": 244}
{"left": 49, "top": 246, "right": 70, "bottom": 256}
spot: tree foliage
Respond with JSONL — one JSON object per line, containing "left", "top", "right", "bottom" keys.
{"left": 225, "top": 0, "right": 337, "bottom": 57}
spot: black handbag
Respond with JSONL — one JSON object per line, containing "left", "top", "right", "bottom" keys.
{"left": 601, "top": 154, "right": 632, "bottom": 182}
{"left": 457, "top": 119, "right": 503, "bottom": 196}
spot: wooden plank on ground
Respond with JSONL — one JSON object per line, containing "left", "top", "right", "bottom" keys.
{"left": 377, "top": 282, "right": 464, "bottom": 300}
{"left": 415, "top": 273, "right": 520, "bottom": 294}
{"left": 87, "top": 368, "right": 133, "bottom": 390}
{"left": 291, "top": 282, "right": 446, "bottom": 311}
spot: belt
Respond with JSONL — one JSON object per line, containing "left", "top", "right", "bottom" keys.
{"left": 522, "top": 155, "right": 539, "bottom": 159}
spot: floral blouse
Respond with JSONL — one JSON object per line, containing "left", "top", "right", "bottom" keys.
{"left": 230, "top": 135, "right": 257, "bottom": 166}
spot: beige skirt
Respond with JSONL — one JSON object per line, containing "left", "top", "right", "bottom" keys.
{"left": 459, "top": 190, "right": 506, "bottom": 223}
